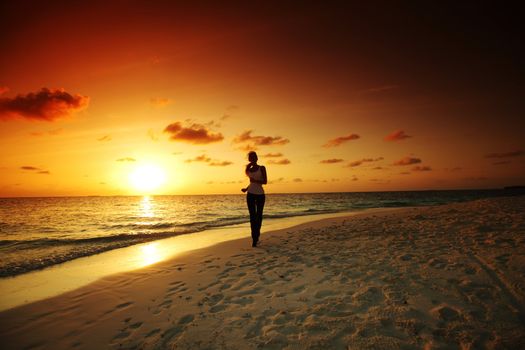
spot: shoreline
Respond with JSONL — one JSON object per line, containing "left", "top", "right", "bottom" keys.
{"left": 1, "top": 196, "right": 524, "bottom": 348}
{"left": 0, "top": 207, "right": 401, "bottom": 312}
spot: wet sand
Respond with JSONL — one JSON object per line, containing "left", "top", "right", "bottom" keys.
{"left": 1, "top": 197, "right": 524, "bottom": 349}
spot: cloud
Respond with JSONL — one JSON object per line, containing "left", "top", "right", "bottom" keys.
{"left": 268, "top": 177, "right": 285, "bottom": 184}
{"left": 150, "top": 97, "right": 171, "bottom": 107}
{"left": 98, "top": 135, "right": 112, "bottom": 142}
{"left": 209, "top": 161, "right": 233, "bottom": 166}
{"left": 268, "top": 158, "right": 291, "bottom": 165}
{"left": 320, "top": 158, "right": 344, "bottom": 164}
{"left": 484, "top": 150, "right": 524, "bottom": 158}
{"left": 293, "top": 178, "right": 303, "bottom": 182}
{"left": 29, "top": 128, "right": 63, "bottom": 137}
{"left": 233, "top": 130, "right": 290, "bottom": 148}
{"left": 444, "top": 167, "right": 462, "bottom": 172}
{"left": 185, "top": 154, "right": 211, "bottom": 163}
{"left": 384, "top": 130, "right": 412, "bottom": 141}
{"left": 347, "top": 157, "right": 384, "bottom": 167}
{"left": 323, "top": 134, "right": 360, "bottom": 147}
{"left": 393, "top": 157, "right": 421, "bottom": 166}
{"left": 262, "top": 153, "right": 283, "bottom": 158}
{"left": 116, "top": 157, "right": 136, "bottom": 162}
{"left": 492, "top": 160, "right": 511, "bottom": 165}
{"left": 0, "top": 86, "right": 9, "bottom": 95}
{"left": 412, "top": 165, "right": 432, "bottom": 171}
{"left": 20, "top": 166, "right": 50, "bottom": 174}
{"left": 372, "top": 166, "right": 385, "bottom": 170}
{"left": 185, "top": 154, "right": 232, "bottom": 166}
{"left": 164, "top": 121, "right": 224, "bottom": 144}
{"left": 0, "top": 88, "right": 89, "bottom": 121}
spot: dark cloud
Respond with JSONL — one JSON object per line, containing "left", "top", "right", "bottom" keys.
{"left": 268, "top": 158, "right": 291, "bottom": 165}
{"left": 97, "top": 135, "right": 111, "bottom": 142}
{"left": 262, "top": 152, "right": 283, "bottom": 158}
{"left": 185, "top": 154, "right": 211, "bottom": 163}
{"left": 116, "top": 157, "right": 136, "bottom": 162}
{"left": 323, "top": 134, "right": 360, "bottom": 148}
{"left": 484, "top": 150, "right": 524, "bottom": 158}
{"left": 293, "top": 178, "right": 303, "bottom": 182}
{"left": 233, "top": 130, "right": 290, "bottom": 148}
{"left": 21, "top": 166, "right": 39, "bottom": 170}
{"left": 268, "top": 177, "right": 285, "bottom": 184}
{"left": 384, "top": 130, "right": 412, "bottom": 141}
{"left": 185, "top": 154, "right": 232, "bottom": 166}
{"left": 393, "top": 157, "right": 421, "bottom": 166}
{"left": 0, "top": 88, "right": 89, "bottom": 121}
{"left": 347, "top": 157, "right": 384, "bottom": 167}
{"left": 412, "top": 165, "right": 432, "bottom": 171}
{"left": 164, "top": 121, "right": 224, "bottom": 144}
{"left": 209, "top": 161, "right": 233, "bottom": 166}
{"left": 492, "top": 160, "right": 511, "bottom": 165}
{"left": 20, "top": 166, "right": 50, "bottom": 174}
{"left": 320, "top": 158, "right": 344, "bottom": 164}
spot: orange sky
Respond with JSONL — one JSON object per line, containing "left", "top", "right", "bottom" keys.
{"left": 1, "top": 1, "right": 524, "bottom": 197}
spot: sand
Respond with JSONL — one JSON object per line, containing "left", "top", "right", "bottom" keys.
{"left": 1, "top": 196, "right": 524, "bottom": 349}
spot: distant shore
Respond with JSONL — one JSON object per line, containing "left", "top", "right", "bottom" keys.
{"left": 1, "top": 196, "right": 524, "bottom": 348}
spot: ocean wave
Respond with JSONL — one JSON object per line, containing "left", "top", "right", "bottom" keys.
{"left": 1, "top": 189, "right": 512, "bottom": 277}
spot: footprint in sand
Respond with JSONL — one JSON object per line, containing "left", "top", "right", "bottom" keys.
{"left": 431, "top": 305, "right": 462, "bottom": 321}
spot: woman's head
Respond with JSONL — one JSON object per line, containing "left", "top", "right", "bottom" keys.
{"left": 248, "top": 151, "right": 258, "bottom": 164}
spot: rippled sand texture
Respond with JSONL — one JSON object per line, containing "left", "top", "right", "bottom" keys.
{"left": 1, "top": 196, "right": 524, "bottom": 349}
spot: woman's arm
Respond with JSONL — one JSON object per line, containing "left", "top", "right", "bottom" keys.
{"left": 245, "top": 163, "right": 252, "bottom": 176}
{"left": 260, "top": 166, "right": 267, "bottom": 184}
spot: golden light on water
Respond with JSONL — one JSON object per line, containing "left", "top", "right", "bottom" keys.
{"left": 129, "top": 165, "right": 166, "bottom": 193}
{"left": 139, "top": 195, "right": 155, "bottom": 218}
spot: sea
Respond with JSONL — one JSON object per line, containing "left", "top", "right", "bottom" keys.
{"left": 0, "top": 189, "right": 521, "bottom": 277}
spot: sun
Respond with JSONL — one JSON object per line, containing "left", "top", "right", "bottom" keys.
{"left": 129, "top": 164, "right": 167, "bottom": 193}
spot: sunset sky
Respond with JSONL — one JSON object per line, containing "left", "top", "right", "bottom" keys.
{"left": 1, "top": 1, "right": 523, "bottom": 196}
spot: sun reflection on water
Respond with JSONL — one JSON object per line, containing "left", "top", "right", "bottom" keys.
{"left": 139, "top": 195, "right": 155, "bottom": 218}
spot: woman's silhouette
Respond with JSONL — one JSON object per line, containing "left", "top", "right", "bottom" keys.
{"left": 241, "top": 151, "right": 267, "bottom": 247}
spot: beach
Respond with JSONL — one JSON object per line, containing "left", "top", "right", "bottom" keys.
{"left": 1, "top": 196, "right": 524, "bottom": 349}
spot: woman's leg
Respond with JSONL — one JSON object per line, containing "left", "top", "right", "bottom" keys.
{"left": 255, "top": 194, "right": 265, "bottom": 239}
{"left": 246, "top": 193, "right": 257, "bottom": 245}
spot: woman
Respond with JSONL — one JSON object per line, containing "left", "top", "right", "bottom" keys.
{"left": 241, "top": 151, "right": 267, "bottom": 247}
